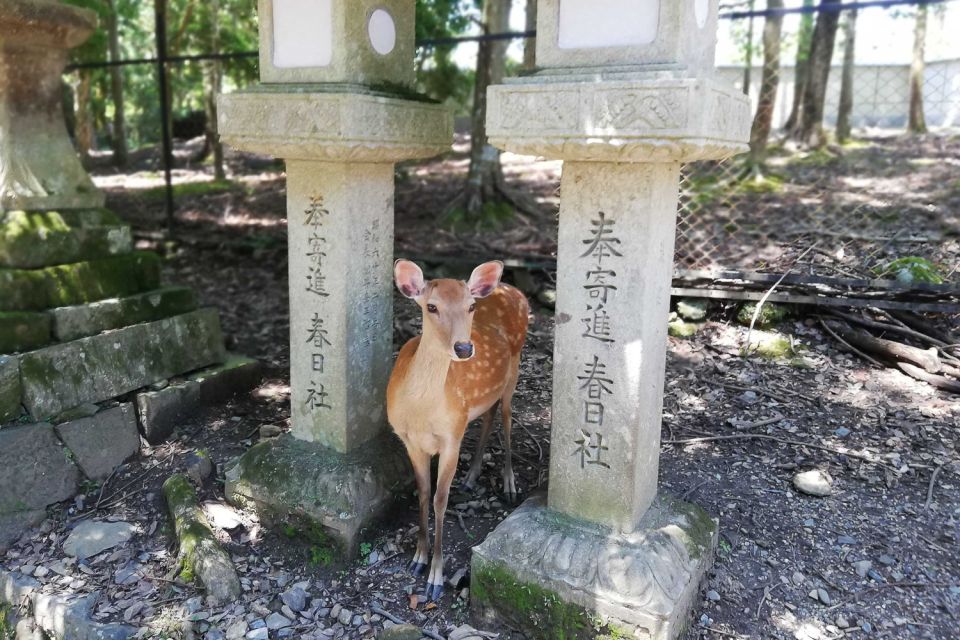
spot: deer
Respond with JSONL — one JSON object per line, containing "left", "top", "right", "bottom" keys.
{"left": 386, "top": 259, "right": 529, "bottom": 601}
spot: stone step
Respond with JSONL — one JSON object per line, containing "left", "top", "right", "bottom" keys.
{"left": 137, "top": 354, "right": 262, "bottom": 444}
{"left": 18, "top": 308, "right": 226, "bottom": 420}
{"left": 49, "top": 286, "right": 197, "bottom": 343}
{"left": 0, "top": 251, "right": 160, "bottom": 312}
{"left": 0, "top": 311, "right": 51, "bottom": 354}
{"left": 0, "top": 355, "right": 21, "bottom": 423}
{"left": 1, "top": 209, "right": 132, "bottom": 269}
{"left": 54, "top": 404, "right": 140, "bottom": 482}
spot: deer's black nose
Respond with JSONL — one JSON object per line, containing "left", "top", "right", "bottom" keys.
{"left": 454, "top": 342, "right": 474, "bottom": 359}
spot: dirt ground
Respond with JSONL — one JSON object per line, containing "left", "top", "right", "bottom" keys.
{"left": 2, "top": 136, "right": 958, "bottom": 640}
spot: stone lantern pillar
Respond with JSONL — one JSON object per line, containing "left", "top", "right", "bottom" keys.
{"left": 470, "top": 1, "right": 750, "bottom": 637}
{"left": 219, "top": 0, "right": 452, "bottom": 555}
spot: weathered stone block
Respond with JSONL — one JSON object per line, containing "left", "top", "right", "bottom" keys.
{"left": 54, "top": 404, "right": 140, "bottom": 481}
{"left": 0, "top": 210, "right": 131, "bottom": 269}
{"left": 49, "top": 286, "right": 197, "bottom": 342}
{"left": 471, "top": 495, "right": 717, "bottom": 640}
{"left": 0, "top": 252, "right": 161, "bottom": 312}
{"left": 19, "top": 308, "right": 226, "bottom": 420}
{"left": 0, "top": 311, "right": 51, "bottom": 354}
{"left": 0, "top": 423, "right": 80, "bottom": 515}
{"left": 225, "top": 433, "right": 412, "bottom": 557}
{"left": 136, "top": 354, "right": 261, "bottom": 444}
{"left": 1, "top": 355, "right": 23, "bottom": 424}
{"left": 0, "top": 510, "right": 45, "bottom": 553}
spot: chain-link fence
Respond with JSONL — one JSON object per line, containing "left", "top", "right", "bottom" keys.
{"left": 677, "top": 1, "right": 959, "bottom": 294}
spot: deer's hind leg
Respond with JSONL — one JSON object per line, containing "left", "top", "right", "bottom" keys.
{"left": 463, "top": 401, "right": 499, "bottom": 491}
{"left": 500, "top": 355, "right": 521, "bottom": 503}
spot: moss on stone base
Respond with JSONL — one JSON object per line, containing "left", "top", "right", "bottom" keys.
{"left": 0, "top": 312, "right": 50, "bottom": 354}
{"left": 471, "top": 559, "right": 631, "bottom": 640}
{"left": 49, "top": 286, "right": 197, "bottom": 342}
{"left": 0, "top": 209, "right": 131, "bottom": 269}
{"left": 0, "top": 252, "right": 161, "bottom": 312}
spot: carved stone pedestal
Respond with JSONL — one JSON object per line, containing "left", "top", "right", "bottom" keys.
{"left": 472, "top": 495, "right": 717, "bottom": 639}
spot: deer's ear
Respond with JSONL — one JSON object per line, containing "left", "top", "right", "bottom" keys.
{"left": 468, "top": 261, "right": 503, "bottom": 299}
{"left": 394, "top": 259, "right": 425, "bottom": 299}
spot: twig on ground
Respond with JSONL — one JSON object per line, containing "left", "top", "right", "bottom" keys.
{"left": 816, "top": 317, "right": 884, "bottom": 368}
{"left": 681, "top": 480, "right": 711, "bottom": 501}
{"left": 745, "top": 244, "right": 817, "bottom": 355}
{"left": 756, "top": 583, "right": 783, "bottom": 619}
{"left": 924, "top": 464, "right": 946, "bottom": 511}
{"left": 712, "top": 379, "right": 790, "bottom": 404}
{"left": 664, "top": 433, "right": 896, "bottom": 471}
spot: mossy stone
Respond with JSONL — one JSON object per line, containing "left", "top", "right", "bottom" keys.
{"left": 0, "top": 209, "right": 132, "bottom": 268}
{"left": 736, "top": 302, "right": 790, "bottom": 329}
{"left": 49, "top": 286, "right": 197, "bottom": 342}
{"left": 675, "top": 298, "right": 708, "bottom": 321}
{"left": 0, "top": 312, "right": 50, "bottom": 354}
{"left": 668, "top": 319, "right": 700, "bottom": 338}
{"left": 0, "top": 252, "right": 161, "bottom": 312}
{"left": 0, "top": 356, "right": 21, "bottom": 424}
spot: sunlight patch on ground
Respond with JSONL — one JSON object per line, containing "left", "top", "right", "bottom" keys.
{"left": 255, "top": 382, "right": 291, "bottom": 401}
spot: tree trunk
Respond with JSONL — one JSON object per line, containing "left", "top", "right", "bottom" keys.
{"left": 748, "top": 0, "right": 784, "bottom": 170}
{"left": 75, "top": 69, "right": 94, "bottom": 158}
{"left": 105, "top": 0, "right": 128, "bottom": 166}
{"left": 908, "top": 4, "right": 927, "bottom": 134}
{"left": 836, "top": 8, "right": 857, "bottom": 143}
{"left": 456, "top": 0, "right": 513, "bottom": 224}
{"left": 203, "top": 0, "right": 226, "bottom": 180}
{"left": 792, "top": 0, "right": 842, "bottom": 147}
{"left": 523, "top": 0, "right": 537, "bottom": 71}
{"left": 742, "top": 0, "right": 756, "bottom": 95}
{"left": 784, "top": 0, "right": 815, "bottom": 132}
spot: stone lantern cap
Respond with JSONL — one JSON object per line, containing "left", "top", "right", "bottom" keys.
{"left": 218, "top": 86, "right": 452, "bottom": 163}
{"left": 258, "top": 0, "right": 415, "bottom": 89}
{"left": 0, "top": 0, "right": 97, "bottom": 49}
{"left": 487, "top": 70, "right": 750, "bottom": 164}
{"left": 536, "top": 0, "right": 719, "bottom": 74}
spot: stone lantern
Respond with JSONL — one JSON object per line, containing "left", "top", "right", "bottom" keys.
{"left": 471, "top": 1, "right": 750, "bottom": 638}
{"left": 218, "top": 1, "right": 452, "bottom": 555}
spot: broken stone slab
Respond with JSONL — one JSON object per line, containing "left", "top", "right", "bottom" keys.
{"left": 136, "top": 354, "right": 261, "bottom": 444}
{"left": 19, "top": 308, "right": 226, "bottom": 420}
{"left": 0, "top": 422, "right": 79, "bottom": 517}
{"left": 224, "top": 433, "right": 412, "bottom": 557}
{"left": 0, "top": 311, "right": 51, "bottom": 354}
{"left": 163, "top": 474, "right": 241, "bottom": 605}
{"left": 54, "top": 404, "right": 140, "bottom": 481}
{"left": 0, "top": 252, "right": 161, "bottom": 312}
{"left": 48, "top": 286, "right": 197, "bottom": 342}
{"left": 470, "top": 494, "right": 717, "bottom": 640}
{"left": 0, "top": 354, "right": 22, "bottom": 423}
{"left": 0, "top": 509, "right": 45, "bottom": 554}
{"left": 63, "top": 520, "right": 136, "bottom": 560}
{"left": 0, "top": 209, "right": 132, "bottom": 269}
{"left": 32, "top": 590, "right": 137, "bottom": 640}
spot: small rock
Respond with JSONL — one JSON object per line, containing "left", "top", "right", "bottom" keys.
{"left": 449, "top": 625, "right": 486, "bottom": 640}
{"left": 379, "top": 625, "right": 425, "bottom": 640}
{"left": 226, "top": 619, "right": 248, "bottom": 640}
{"left": 33, "top": 566, "right": 50, "bottom": 578}
{"left": 114, "top": 562, "right": 141, "bottom": 585}
{"left": 186, "top": 451, "right": 214, "bottom": 485}
{"left": 834, "top": 427, "right": 851, "bottom": 438}
{"left": 281, "top": 587, "right": 307, "bottom": 612}
{"left": 337, "top": 608, "right": 353, "bottom": 626}
{"left": 817, "top": 588, "right": 832, "bottom": 605}
{"left": 853, "top": 560, "right": 873, "bottom": 578}
{"left": 203, "top": 502, "right": 244, "bottom": 531}
{"left": 792, "top": 571, "right": 805, "bottom": 585}
{"left": 186, "top": 597, "right": 204, "bottom": 614}
{"left": 867, "top": 569, "right": 884, "bottom": 582}
{"left": 837, "top": 615, "right": 850, "bottom": 629}
{"left": 862, "top": 622, "right": 873, "bottom": 633}
{"left": 63, "top": 520, "right": 136, "bottom": 559}
{"left": 259, "top": 425, "right": 283, "bottom": 439}
{"left": 877, "top": 554, "right": 896, "bottom": 566}
{"left": 246, "top": 629, "right": 269, "bottom": 640}
{"left": 329, "top": 604, "right": 342, "bottom": 620}
{"left": 706, "top": 590, "right": 720, "bottom": 602}
{"left": 837, "top": 535, "right": 857, "bottom": 546}
{"left": 206, "top": 630, "right": 225, "bottom": 640}
{"left": 793, "top": 469, "right": 833, "bottom": 497}
{"left": 265, "top": 613, "right": 292, "bottom": 630}
{"left": 351, "top": 615, "right": 363, "bottom": 627}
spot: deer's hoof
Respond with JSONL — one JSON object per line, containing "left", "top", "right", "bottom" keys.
{"left": 409, "top": 560, "right": 427, "bottom": 576}
{"left": 427, "top": 581, "right": 444, "bottom": 602}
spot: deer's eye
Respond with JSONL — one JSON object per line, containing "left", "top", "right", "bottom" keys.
{"left": 427, "top": 304, "right": 438, "bottom": 314}
{"left": 469, "top": 304, "right": 476, "bottom": 313}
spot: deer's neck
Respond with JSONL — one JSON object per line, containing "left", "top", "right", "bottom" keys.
{"left": 406, "top": 324, "right": 453, "bottom": 398}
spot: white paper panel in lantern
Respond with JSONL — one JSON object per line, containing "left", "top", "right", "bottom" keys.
{"left": 272, "top": 0, "right": 333, "bottom": 68}
{"left": 558, "top": 0, "right": 660, "bottom": 50}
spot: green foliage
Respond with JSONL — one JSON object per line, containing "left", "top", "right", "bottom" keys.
{"left": 415, "top": 0, "right": 474, "bottom": 111}
{"left": 0, "top": 603, "right": 11, "bottom": 640}
{"left": 281, "top": 519, "right": 337, "bottom": 568}
{"left": 359, "top": 541, "right": 372, "bottom": 558}
{"left": 444, "top": 200, "right": 514, "bottom": 230}
{"left": 877, "top": 257, "right": 944, "bottom": 285}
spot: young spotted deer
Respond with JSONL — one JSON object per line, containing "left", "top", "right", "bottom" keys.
{"left": 387, "top": 259, "right": 529, "bottom": 600}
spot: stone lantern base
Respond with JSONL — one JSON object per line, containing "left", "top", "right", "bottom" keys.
{"left": 470, "top": 495, "right": 718, "bottom": 640}
{"left": 225, "top": 433, "right": 412, "bottom": 557}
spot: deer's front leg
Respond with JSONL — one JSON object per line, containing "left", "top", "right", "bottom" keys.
{"left": 407, "top": 447, "right": 432, "bottom": 576}
{"left": 428, "top": 443, "right": 459, "bottom": 601}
